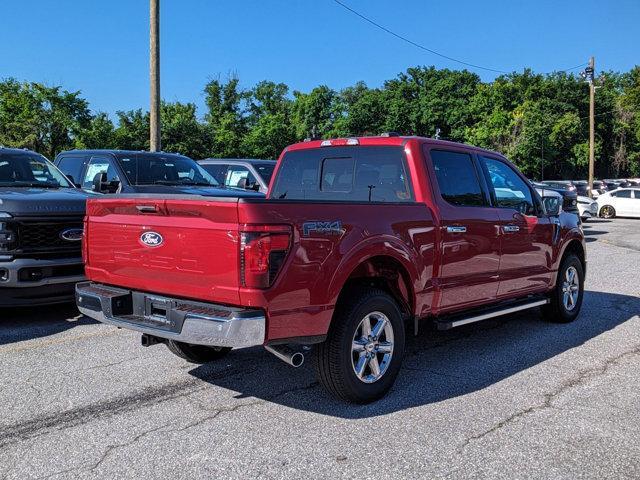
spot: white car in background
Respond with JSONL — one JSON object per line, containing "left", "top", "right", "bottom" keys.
{"left": 595, "top": 188, "right": 640, "bottom": 219}
{"left": 577, "top": 195, "right": 598, "bottom": 222}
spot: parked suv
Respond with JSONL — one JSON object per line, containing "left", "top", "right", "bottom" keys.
{"left": 77, "top": 136, "right": 585, "bottom": 403}
{"left": 0, "top": 148, "right": 89, "bottom": 306}
{"left": 533, "top": 181, "right": 579, "bottom": 217}
{"left": 198, "top": 158, "right": 276, "bottom": 194}
{"left": 54, "top": 150, "right": 263, "bottom": 197}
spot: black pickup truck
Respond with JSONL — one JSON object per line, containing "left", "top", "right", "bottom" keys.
{"left": 54, "top": 150, "right": 265, "bottom": 197}
{"left": 0, "top": 147, "right": 90, "bottom": 306}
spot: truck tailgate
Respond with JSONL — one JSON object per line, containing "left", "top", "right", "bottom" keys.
{"left": 84, "top": 197, "right": 241, "bottom": 305}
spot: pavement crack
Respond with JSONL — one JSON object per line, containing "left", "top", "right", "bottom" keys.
{"left": 0, "top": 363, "right": 253, "bottom": 448}
{"left": 89, "top": 422, "right": 171, "bottom": 472}
{"left": 61, "top": 357, "right": 138, "bottom": 376}
{"left": 172, "top": 401, "right": 262, "bottom": 433}
{"left": 174, "top": 381, "right": 319, "bottom": 433}
{"left": 459, "top": 344, "right": 640, "bottom": 451}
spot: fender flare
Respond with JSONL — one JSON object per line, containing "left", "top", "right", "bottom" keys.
{"left": 326, "top": 234, "right": 422, "bottom": 311}
{"left": 552, "top": 228, "right": 586, "bottom": 283}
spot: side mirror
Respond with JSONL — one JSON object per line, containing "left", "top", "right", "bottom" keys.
{"left": 250, "top": 183, "right": 260, "bottom": 192}
{"left": 92, "top": 172, "right": 107, "bottom": 192}
{"left": 544, "top": 198, "right": 562, "bottom": 216}
{"left": 92, "top": 172, "right": 120, "bottom": 193}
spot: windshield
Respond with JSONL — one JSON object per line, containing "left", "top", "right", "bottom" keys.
{"left": 254, "top": 163, "right": 276, "bottom": 184}
{"left": 116, "top": 153, "right": 219, "bottom": 186}
{"left": 0, "top": 154, "right": 73, "bottom": 188}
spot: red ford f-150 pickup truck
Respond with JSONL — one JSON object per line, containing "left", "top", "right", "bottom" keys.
{"left": 76, "top": 135, "right": 585, "bottom": 403}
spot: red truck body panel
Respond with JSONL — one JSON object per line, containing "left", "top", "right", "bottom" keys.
{"left": 83, "top": 136, "right": 585, "bottom": 344}
{"left": 85, "top": 197, "right": 242, "bottom": 305}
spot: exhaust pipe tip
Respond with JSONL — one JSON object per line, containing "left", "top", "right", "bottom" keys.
{"left": 290, "top": 351, "right": 304, "bottom": 368}
{"left": 265, "top": 344, "right": 305, "bottom": 368}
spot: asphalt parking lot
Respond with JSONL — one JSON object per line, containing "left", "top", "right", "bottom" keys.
{"left": 1, "top": 218, "right": 639, "bottom": 479}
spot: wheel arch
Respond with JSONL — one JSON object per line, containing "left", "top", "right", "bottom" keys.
{"left": 328, "top": 239, "right": 421, "bottom": 320}
{"left": 553, "top": 236, "right": 586, "bottom": 285}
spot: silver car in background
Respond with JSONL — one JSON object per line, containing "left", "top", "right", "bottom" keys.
{"left": 197, "top": 158, "right": 276, "bottom": 194}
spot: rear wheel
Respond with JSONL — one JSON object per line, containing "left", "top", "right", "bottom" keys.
{"left": 314, "top": 288, "right": 405, "bottom": 403}
{"left": 600, "top": 205, "right": 616, "bottom": 218}
{"left": 165, "top": 340, "right": 231, "bottom": 363}
{"left": 542, "top": 253, "right": 584, "bottom": 323}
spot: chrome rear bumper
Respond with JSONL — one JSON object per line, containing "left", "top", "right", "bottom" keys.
{"left": 76, "top": 282, "right": 265, "bottom": 348}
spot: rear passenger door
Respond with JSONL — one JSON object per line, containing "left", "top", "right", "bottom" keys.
{"left": 613, "top": 189, "right": 633, "bottom": 215}
{"left": 425, "top": 148, "right": 501, "bottom": 312}
{"left": 479, "top": 156, "right": 553, "bottom": 298}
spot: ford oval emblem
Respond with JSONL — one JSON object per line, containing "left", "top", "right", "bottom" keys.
{"left": 60, "top": 228, "right": 84, "bottom": 242}
{"left": 140, "top": 231, "right": 163, "bottom": 247}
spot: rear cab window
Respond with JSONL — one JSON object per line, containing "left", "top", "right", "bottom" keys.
{"left": 271, "top": 146, "right": 413, "bottom": 202}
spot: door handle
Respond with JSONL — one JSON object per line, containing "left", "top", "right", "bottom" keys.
{"left": 136, "top": 205, "right": 158, "bottom": 213}
{"left": 446, "top": 226, "right": 467, "bottom": 233}
{"left": 502, "top": 224, "right": 520, "bottom": 233}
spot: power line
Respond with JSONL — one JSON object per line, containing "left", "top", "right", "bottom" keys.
{"left": 333, "top": 0, "right": 587, "bottom": 75}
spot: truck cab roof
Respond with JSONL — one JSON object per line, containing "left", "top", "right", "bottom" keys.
{"left": 285, "top": 135, "right": 505, "bottom": 159}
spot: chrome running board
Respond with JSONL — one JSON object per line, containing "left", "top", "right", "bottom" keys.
{"left": 436, "top": 298, "right": 549, "bottom": 330}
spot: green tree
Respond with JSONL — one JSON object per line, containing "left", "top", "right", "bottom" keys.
{"left": 0, "top": 79, "right": 91, "bottom": 158}
{"left": 75, "top": 112, "right": 115, "bottom": 149}
{"left": 241, "top": 81, "right": 295, "bottom": 158}
{"left": 291, "top": 85, "right": 337, "bottom": 139}
{"left": 161, "top": 101, "right": 211, "bottom": 158}
{"left": 332, "top": 82, "right": 387, "bottom": 137}
{"left": 204, "top": 76, "right": 246, "bottom": 157}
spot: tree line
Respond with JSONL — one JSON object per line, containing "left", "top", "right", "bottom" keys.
{"left": 1, "top": 65, "right": 639, "bottom": 179}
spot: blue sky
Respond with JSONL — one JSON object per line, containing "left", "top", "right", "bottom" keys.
{"left": 1, "top": 0, "right": 638, "bottom": 118}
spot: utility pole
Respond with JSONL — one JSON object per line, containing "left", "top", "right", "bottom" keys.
{"left": 540, "top": 137, "right": 544, "bottom": 181}
{"left": 150, "top": 0, "right": 161, "bottom": 152}
{"left": 584, "top": 57, "right": 596, "bottom": 198}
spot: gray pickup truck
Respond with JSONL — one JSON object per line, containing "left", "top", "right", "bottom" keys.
{"left": 0, "top": 147, "right": 90, "bottom": 306}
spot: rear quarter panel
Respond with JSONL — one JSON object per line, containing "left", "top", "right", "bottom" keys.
{"left": 238, "top": 200, "right": 435, "bottom": 341}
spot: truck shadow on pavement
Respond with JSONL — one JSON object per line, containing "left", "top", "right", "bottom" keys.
{"left": 189, "top": 290, "right": 639, "bottom": 418}
{"left": 0, "top": 303, "right": 97, "bottom": 346}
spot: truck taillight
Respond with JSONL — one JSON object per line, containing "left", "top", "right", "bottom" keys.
{"left": 240, "top": 225, "right": 291, "bottom": 288}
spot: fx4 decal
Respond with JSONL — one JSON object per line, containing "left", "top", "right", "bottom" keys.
{"left": 302, "top": 221, "right": 343, "bottom": 236}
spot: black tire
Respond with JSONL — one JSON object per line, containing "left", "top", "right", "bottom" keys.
{"left": 165, "top": 340, "right": 231, "bottom": 363}
{"left": 542, "top": 253, "right": 584, "bottom": 323}
{"left": 600, "top": 205, "right": 616, "bottom": 219}
{"left": 314, "top": 288, "right": 405, "bottom": 403}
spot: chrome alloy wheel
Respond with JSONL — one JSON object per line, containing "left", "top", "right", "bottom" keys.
{"left": 562, "top": 266, "right": 580, "bottom": 311}
{"left": 351, "top": 311, "right": 394, "bottom": 384}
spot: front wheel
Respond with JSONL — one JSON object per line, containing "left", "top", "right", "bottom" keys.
{"left": 600, "top": 205, "right": 616, "bottom": 219}
{"left": 165, "top": 340, "right": 232, "bottom": 363}
{"left": 542, "top": 253, "right": 584, "bottom": 323}
{"left": 314, "top": 288, "right": 405, "bottom": 403}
